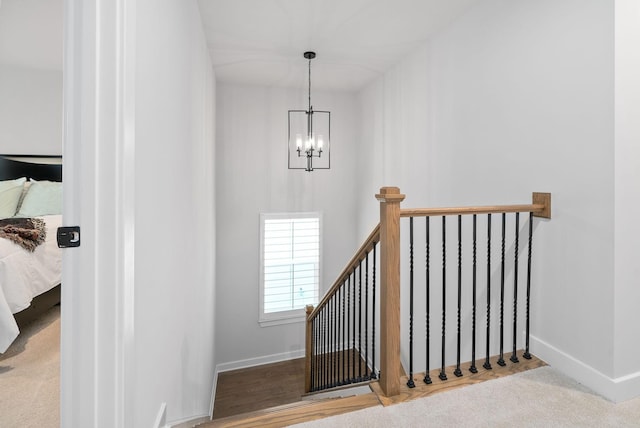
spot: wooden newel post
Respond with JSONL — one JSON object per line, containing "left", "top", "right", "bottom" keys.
{"left": 376, "top": 186, "right": 405, "bottom": 397}
{"left": 304, "top": 305, "right": 314, "bottom": 393}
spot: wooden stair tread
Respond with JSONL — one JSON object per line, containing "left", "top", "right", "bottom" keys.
{"left": 200, "top": 392, "right": 381, "bottom": 428}
{"left": 371, "top": 352, "right": 546, "bottom": 406}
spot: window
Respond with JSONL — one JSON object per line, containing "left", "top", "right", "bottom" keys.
{"left": 259, "top": 212, "right": 321, "bottom": 326}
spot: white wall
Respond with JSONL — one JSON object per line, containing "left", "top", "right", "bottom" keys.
{"left": 134, "top": 0, "right": 216, "bottom": 425}
{"left": 357, "top": 43, "right": 432, "bottom": 239}
{"left": 614, "top": 0, "right": 640, "bottom": 387}
{"left": 215, "top": 83, "right": 359, "bottom": 367}
{"left": 0, "top": 63, "right": 62, "bottom": 154}
{"left": 357, "top": 0, "right": 632, "bottom": 400}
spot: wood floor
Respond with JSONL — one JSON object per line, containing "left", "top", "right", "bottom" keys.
{"left": 203, "top": 351, "right": 546, "bottom": 428}
{"left": 212, "top": 358, "right": 307, "bottom": 420}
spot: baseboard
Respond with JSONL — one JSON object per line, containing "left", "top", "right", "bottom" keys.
{"left": 209, "top": 369, "right": 218, "bottom": 419}
{"left": 215, "top": 349, "right": 305, "bottom": 373}
{"left": 167, "top": 414, "right": 210, "bottom": 428}
{"left": 531, "top": 335, "right": 640, "bottom": 403}
{"left": 153, "top": 403, "right": 167, "bottom": 428}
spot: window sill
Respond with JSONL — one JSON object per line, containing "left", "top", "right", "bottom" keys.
{"left": 259, "top": 313, "right": 306, "bottom": 327}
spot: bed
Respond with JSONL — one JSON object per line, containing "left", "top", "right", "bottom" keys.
{"left": 0, "top": 155, "right": 62, "bottom": 353}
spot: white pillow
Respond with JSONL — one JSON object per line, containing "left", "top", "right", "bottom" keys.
{"left": 15, "top": 179, "right": 63, "bottom": 217}
{"left": 0, "top": 177, "right": 27, "bottom": 219}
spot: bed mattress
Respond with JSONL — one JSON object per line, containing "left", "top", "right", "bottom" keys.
{"left": 0, "top": 215, "right": 62, "bottom": 352}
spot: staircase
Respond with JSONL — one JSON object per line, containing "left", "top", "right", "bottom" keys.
{"left": 201, "top": 187, "right": 552, "bottom": 427}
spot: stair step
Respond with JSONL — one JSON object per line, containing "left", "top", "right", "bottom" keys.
{"left": 199, "top": 392, "right": 381, "bottom": 428}
{"left": 302, "top": 383, "right": 373, "bottom": 401}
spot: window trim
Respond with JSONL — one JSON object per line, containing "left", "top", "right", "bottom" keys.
{"left": 259, "top": 212, "right": 322, "bottom": 327}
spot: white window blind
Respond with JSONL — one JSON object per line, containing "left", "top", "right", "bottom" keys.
{"left": 260, "top": 213, "right": 321, "bottom": 325}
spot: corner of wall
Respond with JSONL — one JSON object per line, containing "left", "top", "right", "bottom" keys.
{"left": 532, "top": 335, "right": 640, "bottom": 403}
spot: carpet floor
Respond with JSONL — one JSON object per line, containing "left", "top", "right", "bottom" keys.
{"left": 0, "top": 305, "right": 60, "bottom": 428}
{"left": 292, "top": 366, "right": 640, "bottom": 427}
{"left": 3, "top": 308, "right": 640, "bottom": 428}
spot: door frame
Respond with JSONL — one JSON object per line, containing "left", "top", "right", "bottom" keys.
{"left": 61, "top": 0, "right": 136, "bottom": 425}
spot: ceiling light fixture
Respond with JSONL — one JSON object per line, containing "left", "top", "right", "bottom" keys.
{"left": 288, "top": 51, "right": 330, "bottom": 172}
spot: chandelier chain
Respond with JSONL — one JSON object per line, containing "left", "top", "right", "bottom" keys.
{"left": 308, "top": 56, "right": 312, "bottom": 112}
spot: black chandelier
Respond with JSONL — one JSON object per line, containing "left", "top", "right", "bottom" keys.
{"left": 288, "top": 51, "right": 331, "bottom": 171}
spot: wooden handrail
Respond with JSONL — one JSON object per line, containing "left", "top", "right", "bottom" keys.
{"left": 308, "top": 223, "right": 380, "bottom": 320}
{"left": 400, "top": 192, "right": 551, "bottom": 219}
{"left": 401, "top": 204, "right": 542, "bottom": 217}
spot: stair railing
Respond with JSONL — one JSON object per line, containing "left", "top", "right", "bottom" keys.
{"left": 305, "top": 224, "right": 380, "bottom": 393}
{"left": 305, "top": 187, "right": 551, "bottom": 397}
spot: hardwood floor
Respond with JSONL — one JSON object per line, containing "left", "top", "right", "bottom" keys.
{"left": 212, "top": 358, "right": 307, "bottom": 420}
{"left": 204, "top": 351, "right": 546, "bottom": 427}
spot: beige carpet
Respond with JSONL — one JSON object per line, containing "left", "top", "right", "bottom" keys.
{"left": 3, "top": 308, "right": 640, "bottom": 428}
{"left": 292, "top": 366, "right": 640, "bottom": 427}
{"left": 0, "top": 306, "right": 60, "bottom": 428}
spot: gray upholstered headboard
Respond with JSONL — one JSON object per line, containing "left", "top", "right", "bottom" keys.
{"left": 0, "top": 155, "right": 62, "bottom": 181}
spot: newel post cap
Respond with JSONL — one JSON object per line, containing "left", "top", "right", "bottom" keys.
{"left": 376, "top": 186, "right": 406, "bottom": 202}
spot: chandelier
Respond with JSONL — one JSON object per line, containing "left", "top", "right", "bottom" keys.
{"left": 288, "top": 51, "right": 330, "bottom": 171}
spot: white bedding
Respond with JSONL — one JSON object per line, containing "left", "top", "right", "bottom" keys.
{"left": 0, "top": 215, "right": 62, "bottom": 352}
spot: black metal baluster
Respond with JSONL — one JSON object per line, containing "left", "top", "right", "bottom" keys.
{"left": 483, "top": 214, "right": 493, "bottom": 370}
{"left": 317, "top": 314, "right": 322, "bottom": 390}
{"left": 342, "top": 285, "right": 346, "bottom": 383}
{"left": 316, "top": 315, "right": 320, "bottom": 390}
{"left": 317, "top": 313, "right": 321, "bottom": 390}
{"left": 318, "top": 315, "right": 321, "bottom": 390}
{"left": 358, "top": 260, "right": 363, "bottom": 381}
{"left": 498, "top": 213, "right": 506, "bottom": 367}
{"left": 372, "top": 243, "right": 378, "bottom": 379}
{"left": 336, "top": 286, "right": 341, "bottom": 385}
{"left": 365, "top": 252, "right": 370, "bottom": 379}
{"left": 311, "top": 315, "right": 315, "bottom": 390}
{"left": 332, "top": 294, "right": 337, "bottom": 386}
{"left": 338, "top": 293, "right": 341, "bottom": 384}
{"left": 325, "top": 307, "right": 329, "bottom": 389}
{"left": 408, "top": 217, "right": 416, "bottom": 387}
{"left": 344, "top": 274, "right": 351, "bottom": 383}
{"left": 328, "top": 300, "right": 331, "bottom": 388}
{"left": 340, "top": 285, "right": 345, "bottom": 385}
{"left": 440, "top": 216, "right": 448, "bottom": 381}
{"left": 352, "top": 267, "right": 357, "bottom": 382}
{"left": 470, "top": 214, "right": 478, "bottom": 374}
{"left": 328, "top": 298, "right": 332, "bottom": 388}
{"left": 338, "top": 288, "right": 342, "bottom": 385}
{"left": 336, "top": 292, "right": 340, "bottom": 384}
{"left": 454, "top": 215, "right": 463, "bottom": 377}
{"left": 328, "top": 307, "right": 331, "bottom": 387}
{"left": 424, "top": 217, "right": 433, "bottom": 384}
{"left": 523, "top": 212, "right": 533, "bottom": 360}
{"left": 321, "top": 308, "right": 325, "bottom": 389}
{"left": 511, "top": 213, "right": 520, "bottom": 364}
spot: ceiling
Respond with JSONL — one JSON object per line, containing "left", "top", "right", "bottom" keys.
{"left": 198, "top": 0, "right": 480, "bottom": 91}
{"left": 0, "top": 0, "right": 480, "bottom": 91}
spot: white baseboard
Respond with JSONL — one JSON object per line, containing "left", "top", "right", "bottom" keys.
{"left": 215, "top": 349, "right": 305, "bottom": 373}
{"left": 167, "top": 414, "right": 210, "bottom": 428}
{"left": 209, "top": 369, "right": 218, "bottom": 419}
{"left": 531, "top": 335, "right": 640, "bottom": 403}
{"left": 153, "top": 402, "right": 167, "bottom": 428}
